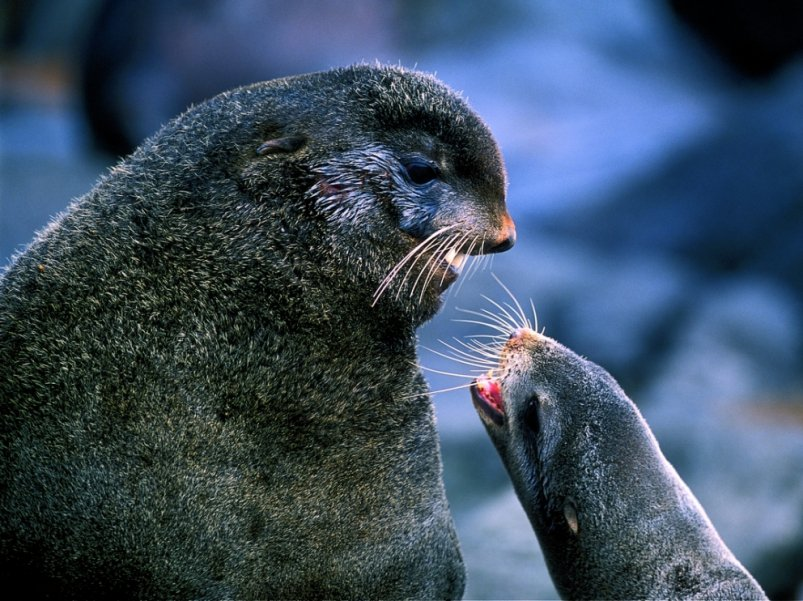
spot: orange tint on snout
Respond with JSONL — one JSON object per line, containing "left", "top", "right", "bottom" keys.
{"left": 487, "top": 212, "right": 516, "bottom": 254}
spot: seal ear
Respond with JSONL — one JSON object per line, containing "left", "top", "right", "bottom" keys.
{"left": 256, "top": 134, "right": 307, "bottom": 156}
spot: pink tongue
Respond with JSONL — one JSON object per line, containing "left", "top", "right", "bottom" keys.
{"left": 476, "top": 374, "right": 503, "bottom": 413}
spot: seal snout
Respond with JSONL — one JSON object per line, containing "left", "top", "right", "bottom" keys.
{"left": 483, "top": 213, "right": 516, "bottom": 254}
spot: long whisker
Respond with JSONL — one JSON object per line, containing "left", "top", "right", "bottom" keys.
{"left": 452, "top": 318, "right": 512, "bottom": 337}
{"left": 372, "top": 223, "right": 460, "bottom": 305}
{"left": 479, "top": 294, "right": 521, "bottom": 331}
{"left": 442, "top": 231, "right": 472, "bottom": 287}
{"left": 402, "top": 231, "right": 458, "bottom": 301}
{"left": 420, "top": 347, "right": 494, "bottom": 371}
{"left": 457, "top": 306, "right": 517, "bottom": 333}
{"left": 416, "top": 363, "right": 482, "bottom": 379}
{"left": 492, "top": 273, "right": 531, "bottom": 329}
{"left": 530, "top": 298, "right": 540, "bottom": 333}
{"left": 445, "top": 336, "right": 502, "bottom": 359}
{"left": 428, "top": 340, "right": 498, "bottom": 367}
{"left": 454, "top": 234, "right": 482, "bottom": 295}
{"left": 418, "top": 232, "right": 464, "bottom": 302}
{"left": 400, "top": 380, "right": 479, "bottom": 400}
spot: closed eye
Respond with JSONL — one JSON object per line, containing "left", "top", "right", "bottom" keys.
{"left": 403, "top": 158, "right": 440, "bottom": 186}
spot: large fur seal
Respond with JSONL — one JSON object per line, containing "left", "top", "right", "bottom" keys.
{"left": 469, "top": 325, "right": 766, "bottom": 599}
{"left": 0, "top": 64, "right": 515, "bottom": 599}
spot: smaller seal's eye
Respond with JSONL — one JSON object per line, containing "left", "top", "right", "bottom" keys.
{"left": 523, "top": 395, "right": 540, "bottom": 432}
{"left": 403, "top": 159, "right": 439, "bottom": 186}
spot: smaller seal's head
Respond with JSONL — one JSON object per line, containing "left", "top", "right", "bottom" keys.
{"left": 471, "top": 327, "right": 639, "bottom": 531}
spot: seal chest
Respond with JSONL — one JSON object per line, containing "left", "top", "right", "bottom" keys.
{"left": 0, "top": 64, "right": 516, "bottom": 598}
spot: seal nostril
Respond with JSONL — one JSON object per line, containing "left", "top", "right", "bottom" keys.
{"left": 489, "top": 235, "right": 515, "bottom": 253}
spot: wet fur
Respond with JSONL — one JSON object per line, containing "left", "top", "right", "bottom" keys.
{"left": 0, "top": 65, "right": 512, "bottom": 599}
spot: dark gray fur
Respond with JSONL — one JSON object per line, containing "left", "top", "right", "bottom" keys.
{"left": 0, "top": 64, "right": 514, "bottom": 599}
{"left": 474, "top": 330, "right": 767, "bottom": 600}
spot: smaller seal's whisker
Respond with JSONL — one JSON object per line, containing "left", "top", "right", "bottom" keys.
{"left": 491, "top": 273, "right": 531, "bottom": 329}
{"left": 420, "top": 345, "right": 494, "bottom": 371}
{"left": 480, "top": 294, "right": 522, "bottom": 332}
{"left": 399, "top": 380, "right": 479, "bottom": 400}
{"left": 530, "top": 297, "right": 540, "bottom": 333}
{"left": 425, "top": 381, "right": 481, "bottom": 398}
{"left": 465, "top": 333, "right": 507, "bottom": 341}
{"left": 457, "top": 306, "right": 517, "bottom": 334}
{"left": 455, "top": 338, "right": 504, "bottom": 362}
{"left": 443, "top": 337, "right": 501, "bottom": 362}
{"left": 430, "top": 340, "right": 498, "bottom": 368}
{"left": 453, "top": 317, "right": 512, "bottom": 337}
{"left": 416, "top": 363, "right": 484, "bottom": 379}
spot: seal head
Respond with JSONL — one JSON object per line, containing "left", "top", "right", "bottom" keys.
{"left": 471, "top": 328, "right": 767, "bottom": 600}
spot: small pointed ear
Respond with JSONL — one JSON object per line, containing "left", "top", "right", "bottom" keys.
{"left": 256, "top": 135, "right": 307, "bottom": 156}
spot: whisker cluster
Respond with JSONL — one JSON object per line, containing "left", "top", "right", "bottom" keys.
{"left": 418, "top": 273, "right": 542, "bottom": 398}
{"left": 372, "top": 225, "right": 491, "bottom": 307}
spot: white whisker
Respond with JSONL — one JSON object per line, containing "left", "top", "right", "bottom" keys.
{"left": 416, "top": 363, "right": 481, "bottom": 379}
{"left": 452, "top": 318, "right": 512, "bottom": 337}
{"left": 420, "top": 346, "right": 494, "bottom": 371}
{"left": 372, "top": 223, "right": 460, "bottom": 305}
{"left": 400, "top": 380, "right": 479, "bottom": 400}
{"left": 491, "top": 273, "right": 531, "bottom": 329}
{"left": 432, "top": 340, "right": 498, "bottom": 366}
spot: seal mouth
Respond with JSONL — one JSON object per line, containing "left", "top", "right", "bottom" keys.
{"left": 471, "top": 373, "right": 505, "bottom": 426}
{"left": 436, "top": 248, "right": 468, "bottom": 290}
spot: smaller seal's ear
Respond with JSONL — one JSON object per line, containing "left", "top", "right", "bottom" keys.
{"left": 256, "top": 135, "right": 307, "bottom": 156}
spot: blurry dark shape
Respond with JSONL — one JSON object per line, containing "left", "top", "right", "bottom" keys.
{"left": 0, "top": 0, "right": 34, "bottom": 50}
{"left": 669, "top": 0, "right": 803, "bottom": 78}
{"left": 80, "top": 0, "right": 401, "bottom": 157}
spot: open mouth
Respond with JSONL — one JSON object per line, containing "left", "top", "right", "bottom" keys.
{"left": 471, "top": 373, "right": 504, "bottom": 426}
{"left": 437, "top": 248, "right": 468, "bottom": 289}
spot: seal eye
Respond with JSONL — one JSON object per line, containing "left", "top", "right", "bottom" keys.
{"left": 523, "top": 395, "right": 540, "bottom": 432}
{"left": 403, "top": 159, "right": 439, "bottom": 186}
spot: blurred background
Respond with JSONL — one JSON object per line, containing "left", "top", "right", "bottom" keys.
{"left": 2, "top": 0, "right": 802, "bottom": 598}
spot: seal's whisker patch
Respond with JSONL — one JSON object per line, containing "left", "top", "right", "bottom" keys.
{"left": 444, "top": 337, "right": 502, "bottom": 362}
{"left": 405, "top": 229, "right": 460, "bottom": 299}
{"left": 419, "top": 231, "right": 466, "bottom": 302}
{"left": 530, "top": 297, "right": 541, "bottom": 333}
{"left": 454, "top": 235, "right": 483, "bottom": 295}
{"left": 400, "top": 380, "right": 478, "bottom": 400}
{"left": 417, "top": 363, "right": 487, "bottom": 379}
{"left": 456, "top": 306, "right": 517, "bottom": 334}
{"left": 441, "top": 337, "right": 499, "bottom": 362}
{"left": 420, "top": 345, "right": 495, "bottom": 370}
{"left": 433, "top": 340, "right": 499, "bottom": 368}
{"left": 372, "top": 223, "right": 459, "bottom": 305}
{"left": 452, "top": 317, "right": 512, "bottom": 337}
{"left": 480, "top": 294, "right": 522, "bottom": 332}
{"left": 491, "top": 272, "right": 532, "bottom": 329}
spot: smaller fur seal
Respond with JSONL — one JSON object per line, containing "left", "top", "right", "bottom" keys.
{"left": 468, "top": 323, "right": 767, "bottom": 599}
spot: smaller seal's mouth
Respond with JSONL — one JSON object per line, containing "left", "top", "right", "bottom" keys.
{"left": 471, "top": 373, "right": 505, "bottom": 426}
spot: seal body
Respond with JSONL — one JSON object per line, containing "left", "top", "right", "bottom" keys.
{"left": 0, "top": 65, "right": 515, "bottom": 599}
{"left": 471, "top": 328, "right": 767, "bottom": 600}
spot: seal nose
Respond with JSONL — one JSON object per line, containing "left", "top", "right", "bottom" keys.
{"left": 486, "top": 213, "right": 516, "bottom": 254}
